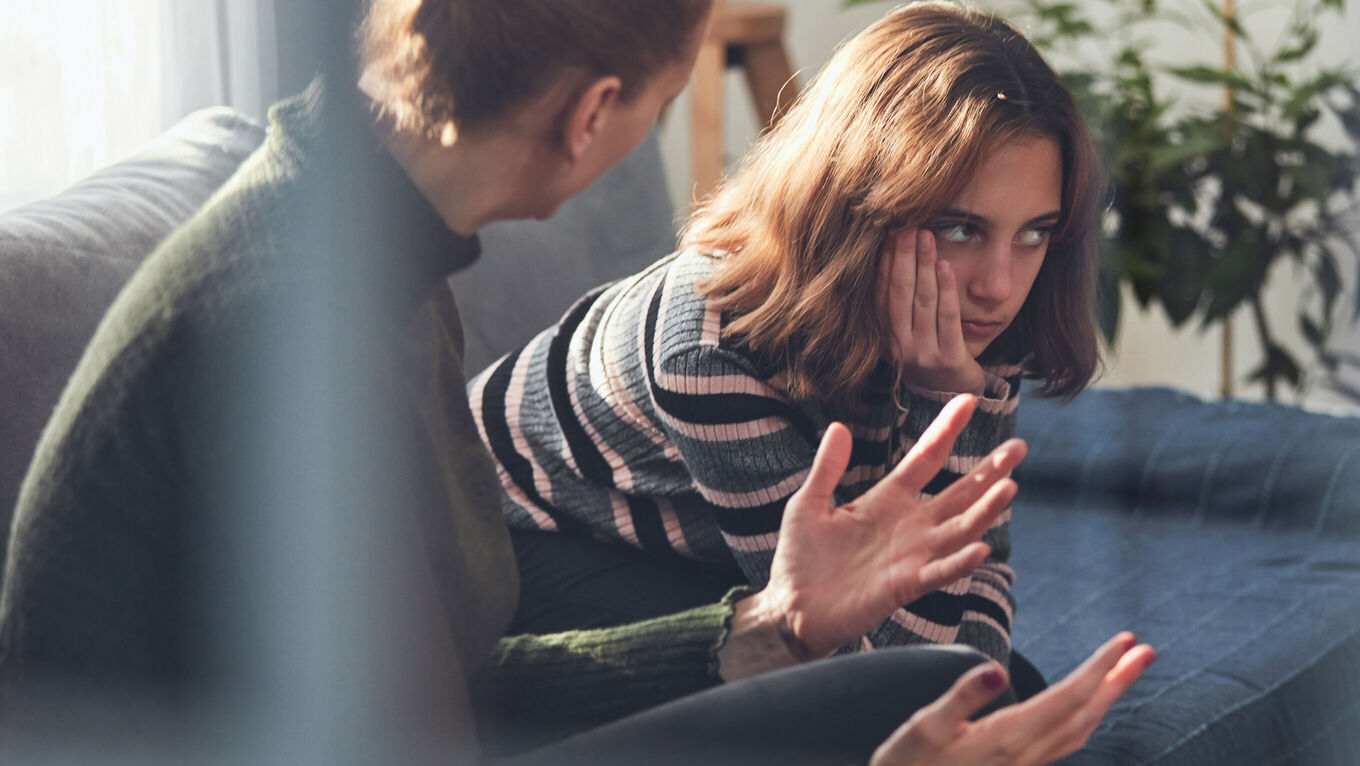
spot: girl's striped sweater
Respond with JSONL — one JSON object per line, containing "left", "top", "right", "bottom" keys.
{"left": 469, "top": 249, "right": 1022, "bottom": 662}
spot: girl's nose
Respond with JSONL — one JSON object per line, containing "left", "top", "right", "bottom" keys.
{"left": 967, "top": 245, "right": 1013, "bottom": 303}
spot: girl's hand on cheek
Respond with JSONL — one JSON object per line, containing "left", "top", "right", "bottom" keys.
{"left": 879, "top": 229, "right": 986, "bottom": 396}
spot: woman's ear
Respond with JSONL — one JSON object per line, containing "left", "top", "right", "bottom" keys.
{"left": 561, "top": 76, "right": 623, "bottom": 161}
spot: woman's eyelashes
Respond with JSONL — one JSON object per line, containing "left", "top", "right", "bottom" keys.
{"left": 1016, "top": 225, "right": 1054, "bottom": 247}
{"left": 926, "top": 221, "right": 1053, "bottom": 248}
{"left": 931, "top": 221, "right": 977, "bottom": 244}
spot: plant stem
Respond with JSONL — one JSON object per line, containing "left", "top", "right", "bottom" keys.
{"left": 1249, "top": 291, "right": 1277, "bottom": 400}
{"left": 1220, "top": 0, "right": 1236, "bottom": 399}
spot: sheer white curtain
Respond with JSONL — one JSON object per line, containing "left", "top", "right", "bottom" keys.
{"left": 1, "top": 0, "right": 277, "bottom": 213}
{"left": 161, "top": 0, "right": 279, "bottom": 127}
{"left": 1, "top": 1, "right": 164, "bottom": 211}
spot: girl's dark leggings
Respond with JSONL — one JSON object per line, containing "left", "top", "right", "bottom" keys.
{"left": 495, "top": 529, "right": 1048, "bottom": 765}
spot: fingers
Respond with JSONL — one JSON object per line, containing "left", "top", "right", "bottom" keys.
{"left": 914, "top": 541, "right": 992, "bottom": 594}
{"left": 874, "top": 661, "right": 1010, "bottom": 763}
{"left": 911, "top": 229, "right": 939, "bottom": 355}
{"left": 1003, "top": 632, "right": 1139, "bottom": 734}
{"left": 882, "top": 394, "right": 977, "bottom": 492}
{"left": 1016, "top": 638, "right": 1156, "bottom": 763}
{"left": 791, "top": 422, "right": 853, "bottom": 510}
{"left": 936, "top": 259, "right": 969, "bottom": 360}
{"left": 927, "top": 477, "right": 1017, "bottom": 557}
{"left": 881, "top": 230, "right": 916, "bottom": 361}
{"left": 930, "top": 438, "right": 1029, "bottom": 521}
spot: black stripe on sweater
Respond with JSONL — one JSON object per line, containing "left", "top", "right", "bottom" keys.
{"left": 848, "top": 438, "right": 890, "bottom": 469}
{"left": 544, "top": 287, "right": 616, "bottom": 488}
{"left": 644, "top": 285, "right": 819, "bottom": 444}
{"left": 626, "top": 495, "right": 676, "bottom": 556}
{"left": 904, "top": 590, "right": 968, "bottom": 627}
{"left": 922, "top": 469, "right": 964, "bottom": 496}
{"left": 479, "top": 349, "right": 591, "bottom": 537}
{"left": 711, "top": 498, "right": 786, "bottom": 537}
{"left": 962, "top": 593, "right": 1012, "bottom": 632}
{"left": 901, "top": 591, "right": 1011, "bottom": 633}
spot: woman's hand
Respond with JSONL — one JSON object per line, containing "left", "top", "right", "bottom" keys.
{"left": 719, "top": 395, "right": 1026, "bottom": 679}
{"left": 870, "top": 633, "right": 1157, "bottom": 766}
{"left": 880, "top": 229, "right": 986, "bottom": 395}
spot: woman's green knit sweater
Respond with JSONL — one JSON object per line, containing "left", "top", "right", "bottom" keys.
{"left": 0, "top": 82, "right": 738, "bottom": 749}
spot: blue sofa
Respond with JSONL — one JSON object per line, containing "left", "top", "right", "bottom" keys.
{"left": 2, "top": 107, "right": 1358, "bottom": 763}
{"left": 1011, "top": 387, "right": 1360, "bottom": 764}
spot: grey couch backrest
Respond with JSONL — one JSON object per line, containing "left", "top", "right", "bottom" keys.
{"left": 0, "top": 108, "right": 266, "bottom": 549}
{"left": 0, "top": 106, "right": 679, "bottom": 557}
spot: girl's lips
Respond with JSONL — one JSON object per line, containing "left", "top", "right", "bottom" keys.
{"left": 961, "top": 320, "right": 1003, "bottom": 337}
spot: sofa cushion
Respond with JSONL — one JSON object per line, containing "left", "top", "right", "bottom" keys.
{"left": 1011, "top": 387, "right": 1360, "bottom": 764}
{"left": 0, "top": 104, "right": 676, "bottom": 567}
{"left": 452, "top": 132, "right": 677, "bottom": 374}
{"left": 0, "top": 108, "right": 266, "bottom": 544}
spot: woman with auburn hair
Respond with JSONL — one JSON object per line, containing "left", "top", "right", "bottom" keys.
{"left": 472, "top": 1, "right": 1103, "bottom": 678}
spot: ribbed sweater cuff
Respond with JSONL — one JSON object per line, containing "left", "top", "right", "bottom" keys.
{"left": 478, "top": 587, "right": 753, "bottom": 730}
{"left": 898, "top": 381, "right": 1015, "bottom": 458}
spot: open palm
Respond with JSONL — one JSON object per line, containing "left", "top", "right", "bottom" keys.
{"left": 760, "top": 395, "right": 1026, "bottom": 660}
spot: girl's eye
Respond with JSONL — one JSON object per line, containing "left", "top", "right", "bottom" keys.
{"left": 1017, "top": 227, "right": 1052, "bottom": 247}
{"left": 933, "top": 222, "right": 975, "bottom": 243}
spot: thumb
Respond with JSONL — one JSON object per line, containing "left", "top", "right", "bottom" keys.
{"left": 874, "top": 662, "right": 1009, "bottom": 764}
{"left": 912, "top": 662, "right": 1009, "bottom": 741}
{"left": 793, "top": 422, "right": 852, "bottom": 509}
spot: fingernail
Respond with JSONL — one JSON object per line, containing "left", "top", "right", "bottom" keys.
{"left": 1143, "top": 649, "right": 1157, "bottom": 670}
{"left": 980, "top": 667, "right": 1006, "bottom": 691}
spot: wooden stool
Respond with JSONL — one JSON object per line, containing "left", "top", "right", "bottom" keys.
{"left": 691, "top": 1, "right": 800, "bottom": 200}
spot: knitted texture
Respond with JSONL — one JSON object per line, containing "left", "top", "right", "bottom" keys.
{"left": 469, "top": 249, "right": 1021, "bottom": 663}
{"left": 481, "top": 587, "right": 749, "bottom": 731}
{"left": 0, "top": 86, "right": 738, "bottom": 741}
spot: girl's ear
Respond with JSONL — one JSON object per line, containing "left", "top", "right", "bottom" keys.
{"left": 560, "top": 76, "right": 623, "bottom": 161}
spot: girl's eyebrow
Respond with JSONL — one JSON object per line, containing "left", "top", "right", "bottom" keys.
{"left": 932, "top": 208, "right": 1063, "bottom": 226}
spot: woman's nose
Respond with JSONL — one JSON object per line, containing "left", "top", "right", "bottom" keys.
{"left": 966, "top": 246, "right": 1012, "bottom": 303}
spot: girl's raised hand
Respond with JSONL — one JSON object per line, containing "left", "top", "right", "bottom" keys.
{"left": 880, "top": 229, "right": 987, "bottom": 395}
{"left": 723, "top": 395, "right": 1025, "bottom": 673}
{"left": 869, "top": 633, "right": 1156, "bottom": 766}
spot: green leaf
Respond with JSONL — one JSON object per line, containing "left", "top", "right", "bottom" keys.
{"left": 1283, "top": 71, "right": 1350, "bottom": 121}
{"left": 1147, "top": 127, "right": 1223, "bottom": 172}
{"left": 1198, "top": 0, "right": 1248, "bottom": 42}
{"left": 1200, "top": 230, "right": 1266, "bottom": 324}
{"left": 1300, "top": 314, "right": 1324, "bottom": 346}
{"left": 1275, "top": 347, "right": 1303, "bottom": 387}
{"left": 1317, "top": 250, "right": 1342, "bottom": 309}
{"left": 1166, "top": 65, "right": 1256, "bottom": 93}
{"left": 1245, "top": 346, "right": 1302, "bottom": 389}
{"left": 1156, "top": 227, "right": 1215, "bottom": 326}
{"left": 1275, "top": 27, "right": 1319, "bottom": 64}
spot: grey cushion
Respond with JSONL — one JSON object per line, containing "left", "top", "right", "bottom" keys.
{"left": 0, "top": 108, "right": 267, "bottom": 544}
{"left": 454, "top": 132, "right": 678, "bottom": 374}
{"left": 0, "top": 108, "right": 676, "bottom": 560}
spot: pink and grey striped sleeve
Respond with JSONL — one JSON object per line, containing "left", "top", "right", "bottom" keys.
{"left": 647, "top": 306, "right": 1021, "bottom": 662}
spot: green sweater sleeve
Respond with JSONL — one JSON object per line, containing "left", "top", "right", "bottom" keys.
{"left": 472, "top": 588, "right": 750, "bottom": 743}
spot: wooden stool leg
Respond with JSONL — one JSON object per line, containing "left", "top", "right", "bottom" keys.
{"left": 690, "top": 39, "right": 726, "bottom": 202}
{"left": 743, "top": 40, "right": 799, "bottom": 128}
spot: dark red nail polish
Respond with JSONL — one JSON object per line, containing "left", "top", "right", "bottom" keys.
{"left": 980, "top": 667, "right": 1006, "bottom": 690}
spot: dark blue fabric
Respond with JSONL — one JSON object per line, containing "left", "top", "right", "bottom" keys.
{"left": 1011, "top": 387, "right": 1360, "bottom": 764}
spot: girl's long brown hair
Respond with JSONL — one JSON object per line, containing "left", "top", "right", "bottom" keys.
{"left": 683, "top": 2, "right": 1104, "bottom": 407}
